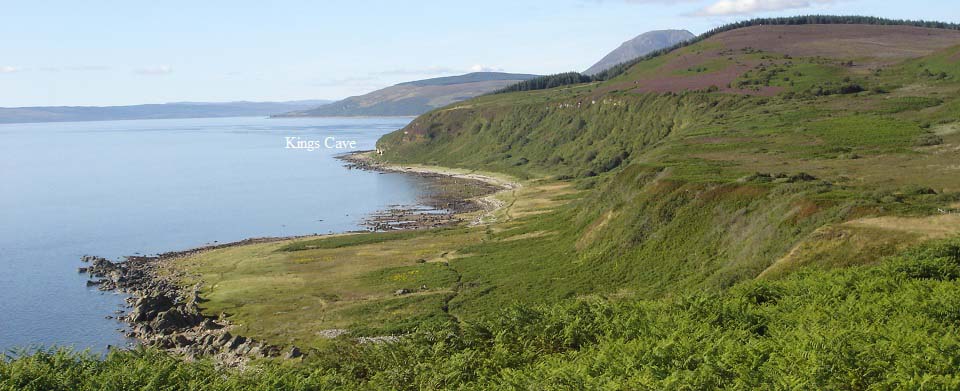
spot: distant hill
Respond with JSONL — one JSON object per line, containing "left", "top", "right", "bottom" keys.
{"left": 0, "top": 100, "right": 332, "bottom": 124}
{"left": 274, "top": 72, "right": 538, "bottom": 117}
{"left": 583, "top": 29, "right": 695, "bottom": 76}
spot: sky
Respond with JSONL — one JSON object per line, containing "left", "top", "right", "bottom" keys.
{"left": 1, "top": 0, "right": 958, "bottom": 107}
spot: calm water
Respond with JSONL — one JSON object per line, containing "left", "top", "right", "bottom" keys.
{"left": 0, "top": 116, "right": 423, "bottom": 352}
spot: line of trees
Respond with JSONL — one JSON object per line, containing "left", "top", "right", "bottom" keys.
{"left": 495, "top": 15, "right": 960, "bottom": 94}
{"left": 495, "top": 72, "right": 593, "bottom": 94}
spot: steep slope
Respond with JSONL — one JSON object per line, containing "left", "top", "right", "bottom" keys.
{"left": 0, "top": 100, "right": 331, "bottom": 124}
{"left": 276, "top": 72, "right": 538, "bottom": 117}
{"left": 584, "top": 29, "right": 694, "bottom": 76}
{"left": 381, "top": 23, "right": 960, "bottom": 178}
{"left": 376, "top": 21, "right": 960, "bottom": 302}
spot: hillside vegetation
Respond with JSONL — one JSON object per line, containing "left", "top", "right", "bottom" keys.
{"left": 499, "top": 15, "right": 960, "bottom": 93}
{"left": 370, "top": 21, "right": 960, "bottom": 297}
{"left": 5, "top": 238, "right": 960, "bottom": 389}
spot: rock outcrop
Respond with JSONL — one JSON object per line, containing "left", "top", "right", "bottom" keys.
{"left": 81, "top": 253, "right": 290, "bottom": 366}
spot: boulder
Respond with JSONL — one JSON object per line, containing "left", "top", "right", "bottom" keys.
{"left": 158, "top": 336, "right": 175, "bottom": 349}
{"left": 174, "top": 334, "right": 191, "bottom": 347}
{"left": 199, "top": 319, "right": 222, "bottom": 330}
{"left": 216, "top": 332, "right": 232, "bottom": 346}
{"left": 284, "top": 346, "right": 303, "bottom": 359}
{"left": 130, "top": 295, "right": 174, "bottom": 322}
{"left": 227, "top": 335, "right": 246, "bottom": 350}
{"left": 262, "top": 345, "right": 281, "bottom": 357}
{"left": 151, "top": 307, "right": 202, "bottom": 331}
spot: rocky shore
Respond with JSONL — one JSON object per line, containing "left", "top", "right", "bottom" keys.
{"left": 340, "top": 151, "right": 511, "bottom": 230}
{"left": 80, "top": 240, "right": 304, "bottom": 367}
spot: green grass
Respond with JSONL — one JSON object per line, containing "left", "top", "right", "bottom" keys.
{"left": 6, "top": 238, "right": 960, "bottom": 390}
{"left": 172, "top": 227, "right": 486, "bottom": 345}
{"left": 802, "top": 115, "right": 922, "bottom": 152}
{"left": 876, "top": 96, "right": 944, "bottom": 114}
{"left": 734, "top": 58, "right": 855, "bottom": 94}
{"left": 277, "top": 230, "right": 421, "bottom": 252}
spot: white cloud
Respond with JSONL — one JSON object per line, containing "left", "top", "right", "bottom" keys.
{"left": 694, "top": 0, "right": 839, "bottom": 16}
{"left": 0, "top": 66, "right": 20, "bottom": 73}
{"left": 134, "top": 65, "right": 173, "bottom": 75}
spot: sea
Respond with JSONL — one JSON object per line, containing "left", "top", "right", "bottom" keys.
{"left": 0, "top": 116, "right": 427, "bottom": 352}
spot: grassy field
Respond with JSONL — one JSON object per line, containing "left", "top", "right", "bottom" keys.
{"left": 174, "top": 229, "right": 472, "bottom": 345}
{"left": 169, "top": 178, "right": 579, "bottom": 347}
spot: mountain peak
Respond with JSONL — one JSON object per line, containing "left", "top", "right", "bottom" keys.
{"left": 584, "top": 29, "right": 695, "bottom": 76}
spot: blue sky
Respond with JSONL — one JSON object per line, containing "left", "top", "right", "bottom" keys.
{"left": 1, "top": 0, "right": 958, "bottom": 107}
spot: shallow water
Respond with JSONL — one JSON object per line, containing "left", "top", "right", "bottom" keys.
{"left": 0, "top": 116, "right": 424, "bottom": 352}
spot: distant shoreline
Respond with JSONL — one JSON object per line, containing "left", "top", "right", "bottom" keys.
{"left": 269, "top": 115, "right": 419, "bottom": 119}
{"left": 337, "top": 150, "right": 520, "bottom": 191}
{"left": 0, "top": 114, "right": 420, "bottom": 126}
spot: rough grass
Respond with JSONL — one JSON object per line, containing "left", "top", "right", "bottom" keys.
{"left": 846, "top": 214, "right": 960, "bottom": 238}
{"left": 172, "top": 181, "right": 579, "bottom": 346}
{"left": 7, "top": 238, "right": 960, "bottom": 390}
{"left": 174, "top": 228, "right": 483, "bottom": 345}
{"left": 758, "top": 213, "right": 960, "bottom": 277}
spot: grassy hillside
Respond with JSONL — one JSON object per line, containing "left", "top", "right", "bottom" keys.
{"left": 379, "top": 25, "right": 960, "bottom": 181}
{"left": 6, "top": 238, "right": 960, "bottom": 389}
{"left": 355, "top": 21, "right": 960, "bottom": 331}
